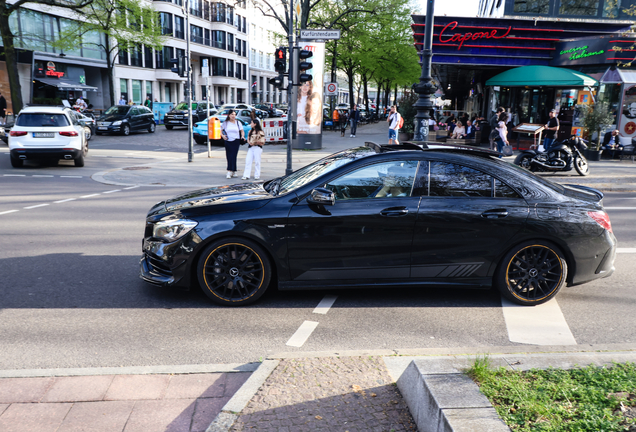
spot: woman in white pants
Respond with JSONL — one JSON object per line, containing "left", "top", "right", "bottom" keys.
{"left": 242, "top": 119, "right": 265, "bottom": 180}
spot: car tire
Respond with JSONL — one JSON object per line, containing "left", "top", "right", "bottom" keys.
{"left": 573, "top": 154, "right": 589, "bottom": 176}
{"left": 165, "top": 125, "right": 174, "bottom": 130}
{"left": 495, "top": 240, "right": 567, "bottom": 306}
{"left": 121, "top": 124, "right": 130, "bottom": 136}
{"left": 148, "top": 122, "right": 156, "bottom": 133}
{"left": 75, "top": 143, "right": 87, "bottom": 167}
{"left": 84, "top": 126, "right": 92, "bottom": 141}
{"left": 197, "top": 237, "right": 272, "bottom": 306}
{"left": 10, "top": 155, "right": 23, "bottom": 168}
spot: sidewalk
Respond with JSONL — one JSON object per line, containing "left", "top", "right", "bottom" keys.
{"left": 92, "top": 121, "right": 636, "bottom": 192}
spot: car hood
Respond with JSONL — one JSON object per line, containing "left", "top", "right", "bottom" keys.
{"left": 99, "top": 114, "right": 126, "bottom": 122}
{"left": 161, "top": 183, "right": 271, "bottom": 212}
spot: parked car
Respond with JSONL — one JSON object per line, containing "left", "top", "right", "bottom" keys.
{"left": 164, "top": 102, "right": 215, "bottom": 129}
{"left": 192, "top": 114, "right": 252, "bottom": 145}
{"left": 0, "top": 114, "right": 15, "bottom": 144}
{"left": 9, "top": 106, "right": 88, "bottom": 167}
{"left": 72, "top": 111, "right": 96, "bottom": 141}
{"left": 96, "top": 105, "right": 155, "bottom": 136}
{"left": 254, "top": 103, "right": 284, "bottom": 118}
{"left": 139, "top": 142, "right": 616, "bottom": 307}
{"left": 275, "top": 103, "right": 288, "bottom": 113}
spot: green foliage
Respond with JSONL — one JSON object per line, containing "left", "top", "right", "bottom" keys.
{"left": 469, "top": 359, "right": 636, "bottom": 431}
{"left": 577, "top": 102, "right": 614, "bottom": 150}
{"left": 397, "top": 91, "right": 418, "bottom": 133}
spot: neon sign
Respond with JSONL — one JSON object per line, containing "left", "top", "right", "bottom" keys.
{"left": 560, "top": 45, "right": 604, "bottom": 60}
{"left": 439, "top": 21, "right": 512, "bottom": 50}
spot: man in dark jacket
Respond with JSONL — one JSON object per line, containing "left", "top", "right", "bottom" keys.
{"left": 349, "top": 105, "right": 361, "bottom": 137}
{"left": 0, "top": 92, "right": 7, "bottom": 125}
{"left": 464, "top": 120, "right": 476, "bottom": 139}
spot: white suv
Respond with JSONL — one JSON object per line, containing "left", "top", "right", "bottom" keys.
{"left": 9, "top": 106, "right": 88, "bottom": 168}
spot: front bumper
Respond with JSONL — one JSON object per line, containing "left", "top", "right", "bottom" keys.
{"left": 96, "top": 125, "right": 124, "bottom": 134}
{"left": 139, "top": 232, "right": 201, "bottom": 289}
{"left": 164, "top": 117, "right": 189, "bottom": 126}
{"left": 10, "top": 147, "right": 82, "bottom": 160}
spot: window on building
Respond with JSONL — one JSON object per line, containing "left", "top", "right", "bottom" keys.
{"left": 228, "top": 33, "right": 234, "bottom": 52}
{"left": 146, "top": 81, "right": 153, "bottom": 100}
{"left": 120, "top": 79, "right": 128, "bottom": 98}
{"left": 159, "top": 12, "right": 173, "bottom": 35}
{"left": 235, "top": 62, "right": 241, "bottom": 78}
{"left": 130, "top": 43, "right": 142, "bottom": 67}
{"left": 243, "top": 64, "right": 246, "bottom": 80}
{"left": 191, "top": 25, "right": 203, "bottom": 44}
{"left": 59, "top": 18, "right": 82, "bottom": 56}
{"left": 190, "top": 0, "right": 202, "bottom": 17}
{"left": 204, "top": 1, "right": 210, "bottom": 20}
{"left": 144, "top": 45, "right": 154, "bottom": 68}
{"left": 82, "top": 30, "right": 106, "bottom": 60}
{"left": 242, "top": 40, "right": 246, "bottom": 57}
{"left": 259, "top": 51, "right": 264, "bottom": 69}
{"left": 175, "top": 16, "right": 185, "bottom": 39}
{"left": 513, "top": 0, "right": 550, "bottom": 14}
{"left": 235, "top": 13, "right": 240, "bottom": 28}
{"left": 212, "top": 30, "right": 226, "bottom": 49}
{"left": 156, "top": 46, "right": 174, "bottom": 69}
{"left": 212, "top": 57, "right": 227, "bottom": 76}
{"left": 228, "top": 59, "right": 234, "bottom": 77}
{"left": 559, "top": 0, "right": 599, "bottom": 16}
{"left": 227, "top": 6, "right": 234, "bottom": 24}
{"left": 250, "top": 49, "right": 256, "bottom": 67}
{"left": 242, "top": 17, "right": 246, "bottom": 33}
{"left": 235, "top": 38, "right": 241, "bottom": 54}
{"left": 118, "top": 43, "right": 129, "bottom": 65}
{"left": 204, "top": 29, "right": 211, "bottom": 46}
{"left": 212, "top": 2, "right": 226, "bottom": 22}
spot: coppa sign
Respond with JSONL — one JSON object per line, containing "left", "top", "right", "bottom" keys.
{"left": 439, "top": 21, "right": 511, "bottom": 50}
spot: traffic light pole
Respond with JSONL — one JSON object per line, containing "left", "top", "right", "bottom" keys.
{"left": 285, "top": 0, "right": 294, "bottom": 175}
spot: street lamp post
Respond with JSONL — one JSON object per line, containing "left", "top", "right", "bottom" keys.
{"left": 413, "top": 0, "right": 437, "bottom": 142}
{"left": 285, "top": 0, "right": 295, "bottom": 175}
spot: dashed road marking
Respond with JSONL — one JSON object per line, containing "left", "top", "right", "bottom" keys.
{"left": 80, "top": 194, "right": 100, "bottom": 198}
{"left": 124, "top": 186, "right": 139, "bottom": 190}
{"left": 605, "top": 207, "right": 636, "bottom": 210}
{"left": 54, "top": 198, "right": 76, "bottom": 203}
{"left": 313, "top": 295, "right": 338, "bottom": 314}
{"left": 618, "top": 248, "right": 636, "bottom": 253}
{"left": 24, "top": 204, "right": 49, "bottom": 209}
{"left": 32, "top": 175, "right": 53, "bottom": 178}
{"left": 3, "top": 174, "right": 25, "bottom": 177}
{"left": 502, "top": 298, "right": 576, "bottom": 345}
{"left": 103, "top": 189, "right": 121, "bottom": 194}
{"left": 0, "top": 210, "right": 19, "bottom": 215}
{"left": 286, "top": 321, "right": 319, "bottom": 347}
{"left": 60, "top": 176, "right": 82, "bottom": 178}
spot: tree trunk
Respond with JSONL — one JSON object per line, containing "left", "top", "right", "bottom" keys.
{"left": 362, "top": 73, "right": 369, "bottom": 113}
{"left": 347, "top": 69, "right": 354, "bottom": 108}
{"left": 0, "top": 11, "right": 23, "bottom": 114}
{"left": 105, "top": 38, "right": 116, "bottom": 107}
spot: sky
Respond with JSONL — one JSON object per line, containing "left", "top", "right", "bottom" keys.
{"left": 417, "top": 0, "right": 480, "bottom": 17}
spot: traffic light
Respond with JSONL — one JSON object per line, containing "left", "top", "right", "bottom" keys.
{"left": 169, "top": 56, "right": 186, "bottom": 77}
{"left": 274, "top": 47, "right": 287, "bottom": 74}
{"left": 268, "top": 75, "right": 284, "bottom": 89}
{"left": 298, "top": 49, "right": 313, "bottom": 83}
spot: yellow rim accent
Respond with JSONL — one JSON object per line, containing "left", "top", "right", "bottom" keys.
{"left": 202, "top": 242, "right": 265, "bottom": 302}
{"left": 506, "top": 244, "right": 564, "bottom": 303}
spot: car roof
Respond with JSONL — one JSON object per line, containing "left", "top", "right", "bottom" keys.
{"left": 20, "top": 106, "right": 70, "bottom": 114}
{"left": 364, "top": 141, "right": 501, "bottom": 158}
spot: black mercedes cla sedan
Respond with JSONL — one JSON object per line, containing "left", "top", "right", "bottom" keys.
{"left": 140, "top": 142, "right": 616, "bottom": 307}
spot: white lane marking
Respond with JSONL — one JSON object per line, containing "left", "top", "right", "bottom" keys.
{"left": 502, "top": 298, "right": 576, "bottom": 345}
{"left": 0, "top": 210, "right": 19, "bottom": 215}
{"left": 3, "top": 174, "right": 25, "bottom": 177}
{"left": 124, "top": 186, "right": 139, "bottom": 190}
{"left": 313, "top": 295, "right": 338, "bottom": 314}
{"left": 102, "top": 189, "right": 121, "bottom": 194}
{"left": 24, "top": 204, "right": 49, "bottom": 209}
{"left": 80, "top": 194, "right": 100, "bottom": 198}
{"left": 605, "top": 207, "right": 636, "bottom": 210}
{"left": 60, "top": 176, "right": 82, "bottom": 178}
{"left": 54, "top": 198, "right": 76, "bottom": 203}
{"left": 618, "top": 248, "right": 636, "bottom": 253}
{"left": 286, "top": 321, "right": 319, "bottom": 347}
{"left": 32, "top": 175, "right": 53, "bottom": 177}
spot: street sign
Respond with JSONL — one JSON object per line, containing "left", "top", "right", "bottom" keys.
{"left": 202, "top": 58, "right": 209, "bottom": 77}
{"left": 325, "top": 82, "right": 338, "bottom": 96}
{"left": 299, "top": 29, "right": 341, "bottom": 40}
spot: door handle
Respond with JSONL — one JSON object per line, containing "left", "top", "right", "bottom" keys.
{"left": 481, "top": 209, "right": 509, "bottom": 219}
{"left": 380, "top": 207, "right": 408, "bottom": 217}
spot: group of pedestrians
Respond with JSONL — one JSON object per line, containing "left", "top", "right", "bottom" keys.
{"left": 220, "top": 109, "right": 264, "bottom": 180}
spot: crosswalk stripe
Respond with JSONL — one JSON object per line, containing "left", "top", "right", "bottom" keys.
{"left": 502, "top": 298, "right": 576, "bottom": 346}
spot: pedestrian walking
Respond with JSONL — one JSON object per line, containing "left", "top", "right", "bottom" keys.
{"left": 495, "top": 120, "right": 508, "bottom": 158}
{"left": 349, "top": 104, "right": 361, "bottom": 137}
{"left": 0, "top": 92, "right": 6, "bottom": 125}
{"left": 387, "top": 105, "right": 401, "bottom": 144}
{"left": 242, "top": 119, "right": 265, "bottom": 180}
{"left": 221, "top": 110, "right": 245, "bottom": 179}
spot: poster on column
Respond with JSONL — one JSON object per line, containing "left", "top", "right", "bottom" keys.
{"left": 621, "top": 85, "right": 636, "bottom": 138}
{"left": 293, "top": 42, "right": 325, "bottom": 149}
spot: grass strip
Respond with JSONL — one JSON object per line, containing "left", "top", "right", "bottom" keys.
{"left": 467, "top": 357, "right": 636, "bottom": 431}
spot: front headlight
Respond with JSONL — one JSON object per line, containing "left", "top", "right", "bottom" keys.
{"left": 153, "top": 219, "right": 198, "bottom": 242}
{"left": 112, "top": 120, "right": 122, "bottom": 126}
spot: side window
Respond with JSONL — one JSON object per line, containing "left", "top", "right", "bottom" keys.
{"left": 130, "top": 107, "right": 140, "bottom": 116}
{"left": 494, "top": 178, "right": 521, "bottom": 198}
{"left": 429, "top": 162, "right": 492, "bottom": 197}
{"left": 68, "top": 112, "right": 79, "bottom": 125}
{"left": 324, "top": 160, "right": 419, "bottom": 200}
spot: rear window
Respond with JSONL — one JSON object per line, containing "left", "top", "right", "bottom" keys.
{"left": 16, "top": 113, "right": 70, "bottom": 127}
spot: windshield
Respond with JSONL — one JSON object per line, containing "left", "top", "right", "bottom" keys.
{"left": 175, "top": 103, "right": 198, "bottom": 110}
{"left": 16, "top": 113, "right": 70, "bottom": 127}
{"left": 273, "top": 147, "right": 375, "bottom": 196}
{"left": 104, "top": 106, "right": 130, "bottom": 116}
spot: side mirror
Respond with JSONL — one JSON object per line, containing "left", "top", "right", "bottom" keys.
{"left": 307, "top": 187, "right": 335, "bottom": 206}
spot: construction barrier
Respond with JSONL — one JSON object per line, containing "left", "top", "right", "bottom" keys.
{"left": 262, "top": 118, "right": 287, "bottom": 142}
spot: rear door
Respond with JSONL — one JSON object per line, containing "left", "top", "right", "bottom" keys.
{"left": 411, "top": 160, "right": 530, "bottom": 281}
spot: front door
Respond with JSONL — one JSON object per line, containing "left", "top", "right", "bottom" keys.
{"left": 286, "top": 160, "right": 422, "bottom": 283}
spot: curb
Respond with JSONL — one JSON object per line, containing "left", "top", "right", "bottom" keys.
{"left": 205, "top": 359, "right": 279, "bottom": 432}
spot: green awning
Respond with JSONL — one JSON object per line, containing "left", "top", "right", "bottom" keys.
{"left": 486, "top": 66, "right": 598, "bottom": 87}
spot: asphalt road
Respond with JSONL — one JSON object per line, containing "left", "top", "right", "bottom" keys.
{"left": 1, "top": 128, "right": 635, "bottom": 371}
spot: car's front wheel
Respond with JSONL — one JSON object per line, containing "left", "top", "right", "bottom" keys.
{"left": 121, "top": 124, "right": 130, "bottom": 136}
{"left": 495, "top": 241, "right": 567, "bottom": 306}
{"left": 148, "top": 122, "right": 156, "bottom": 133}
{"left": 197, "top": 238, "right": 272, "bottom": 306}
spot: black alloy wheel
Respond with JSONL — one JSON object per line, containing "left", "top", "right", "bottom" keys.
{"left": 148, "top": 122, "right": 156, "bottom": 133}
{"left": 121, "top": 124, "right": 130, "bottom": 136}
{"left": 574, "top": 154, "right": 589, "bottom": 176}
{"left": 496, "top": 241, "right": 567, "bottom": 306}
{"left": 197, "top": 238, "right": 271, "bottom": 306}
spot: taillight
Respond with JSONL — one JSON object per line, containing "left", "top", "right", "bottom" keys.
{"left": 588, "top": 211, "right": 613, "bottom": 233}
{"left": 59, "top": 131, "right": 78, "bottom": 137}
{"left": 9, "top": 131, "right": 27, "bottom": 136}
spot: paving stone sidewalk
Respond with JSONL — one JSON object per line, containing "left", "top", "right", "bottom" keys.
{"left": 230, "top": 356, "right": 417, "bottom": 432}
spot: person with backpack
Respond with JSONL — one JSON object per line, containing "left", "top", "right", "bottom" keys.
{"left": 387, "top": 105, "right": 402, "bottom": 144}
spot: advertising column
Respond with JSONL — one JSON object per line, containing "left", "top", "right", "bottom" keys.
{"left": 293, "top": 42, "right": 325, "bottom": 150}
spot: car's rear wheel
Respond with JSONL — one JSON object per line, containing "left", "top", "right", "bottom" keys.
{"left": 197, "top": 238, "right": 271, "bottom": 306}
{"left": 10, "top": 155, "right": 23, "bottom": 168}
{"left": 148, "top": 122, "right": 156, "bottom": 133}
{"left": 165, "top": 125, "right": 174, "bottom": 130}
{"left": 495, "top": 241, "right": 567, "bottom": 306}
{"left": 121, "top": 124, "right": 130, "bottom": 136}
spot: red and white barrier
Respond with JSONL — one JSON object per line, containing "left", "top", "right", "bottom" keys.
{"left": 262, "top": 118, "right": 286, "bottom": 142}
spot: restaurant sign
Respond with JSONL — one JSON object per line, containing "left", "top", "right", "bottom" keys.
{"left": 438, "top": 21, "right": 512, "bottom": 50}
{"left": 552, "top": 36, "right": 612, "bottom": 66}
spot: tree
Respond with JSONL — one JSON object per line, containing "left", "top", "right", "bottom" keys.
{"left": 578, "top": 102, "right": 614, "bottom": 150}
{"left": 0, "top": 0, "right": 93, "bottom": 113}
{"left": 53, "top": 0, "right": 164, "bottom": 107}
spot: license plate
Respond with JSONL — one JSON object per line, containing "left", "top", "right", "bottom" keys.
{"left": 33, "top": 132, "right": 54, "bottom": 138}
{"left": 170, "top": 121, "right": 180, "bottom": 123}
{"left": 98, "top": 126, "right": 108, "bottom": 130}
{"left": 174, "top": 115, "right": 183, "bottom": 119}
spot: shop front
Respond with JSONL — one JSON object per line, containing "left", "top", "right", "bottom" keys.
{"left": 32, "top": 60, "right": 98, "bottom": 106}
